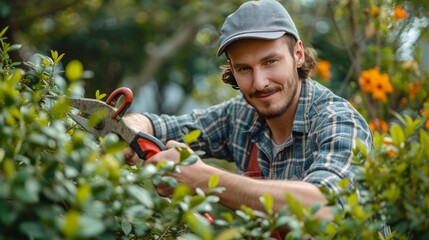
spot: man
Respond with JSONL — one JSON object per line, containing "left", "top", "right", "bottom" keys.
{"left": 124, "top": 0, "right": 372, "bottom": 230}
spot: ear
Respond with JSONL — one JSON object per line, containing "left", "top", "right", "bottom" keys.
{"left": 294, "top": 40, "right": 305, "bottom": 68}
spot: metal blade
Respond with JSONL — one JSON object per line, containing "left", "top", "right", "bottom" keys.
{"left": 68, "top": 113, "right": 93, "bottom": 132}
{"left": 68, "top": 98, "right": 116, "bottom": 116}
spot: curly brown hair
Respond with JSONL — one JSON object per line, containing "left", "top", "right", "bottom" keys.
{"left": 221, "top": 34, "right": 317, "bottom": 90}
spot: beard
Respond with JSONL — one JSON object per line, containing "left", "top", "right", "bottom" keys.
{"left": 243, "top": 79, "right": 299, "bottom": 120}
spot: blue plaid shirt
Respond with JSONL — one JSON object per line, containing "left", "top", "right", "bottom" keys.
{"left": 144, "top": 79, "right": 372, "bottom": 203}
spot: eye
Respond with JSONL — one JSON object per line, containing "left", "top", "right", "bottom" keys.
{"left": 237, "top": 66, "right": 251, "bottom": 72}
{"left": 265, "top": 59, "right": 277, "bottom": 65}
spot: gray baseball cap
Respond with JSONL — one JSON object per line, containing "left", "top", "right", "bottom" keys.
{"left": 217, "top": 0, "right": 300, "bottom": 57}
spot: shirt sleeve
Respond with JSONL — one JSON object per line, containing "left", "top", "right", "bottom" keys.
{"left": 302, "top": 103, "right": 372, "bottom": 207}
{"left": 143, "top": 96, "right": 244, "bottom": 161}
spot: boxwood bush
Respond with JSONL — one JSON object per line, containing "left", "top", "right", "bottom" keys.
{"left": 1, "top": 26, "right": 428, "bottom": 240}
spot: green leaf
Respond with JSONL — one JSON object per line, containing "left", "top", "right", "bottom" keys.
{"left": 51, "top": 96, "right": 70, "bottom": 119}
{"left": 385, "top": 184, "right": 400, "bottom": 202}
{"left": 390, "top": 124, "right": 405, "bottom": 148}
{"left": 0, "top": 26, "right": 9, "bottom": 38}
{"left": 286, "top": 194, "right": 304, "bottom": 220}
{"left": 95, "top": 90, "right": 107, "bottom": 100}
{"left": 126, "top": 185, "right": 154, "bottom": 209}
{"left": 172, "top": 184, "right": 193, "bottom": 203}
{"left": 62, "top": 210, "right": 79, "bottom": 239}
{"left": 220, "top": 212, "right": 234, "bottom": 224}
{"left": 65, "top": 59, "right": 84, "bottom": 82}
{"left": 161, "top": 175, "right": 178, "bottom": 188}
{"left": 208, "top": 174, "right": 219, "bottom": 189}
{"left": 76, "top": 183, "right": 91, "bottom": 205}
{"left": 88, "top": 110, "right": 107, "bottom": 129}
{"left": 183, "top": 130, "right": 201, "bottom": 145}
{"left": 77, "top": 215, "right": 105, "bottom": 238}
{"left": 181, "top": 154, "right": 198, "bottom": 166}
{"left": 260, "top": 193, "right": 273, "bottom": 214}
{"left": 19, "top": 222, "right": 46, "bottom": 239}
{"left": 420, "top": 129, "right": 429, "bottom": 157}
{"left": 179, "top": 147, "right": 192, "bottom": 161}
{"left": 310, "top": 203, "right": 321, "bottom": 215}
{"left": 51, "top": 50, "right": 58, "bottom": 60}
{"left": 184, "top": 211, "right": 213, "bottom": 240}
{"left": 8, "top": 44, "right": 21, "bottom": 52}
{"left": 214, "top": 227, "right": 241, "bottom": 240}
{"left": 121, "top": 218, "right": 132, "bottom": 235}
{"left": 338, "top": 178, "right": 349, "bottom": 190}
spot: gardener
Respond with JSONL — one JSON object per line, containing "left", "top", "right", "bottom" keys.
{"left": 124, "top": 0, "right": 372, "bottom": 234}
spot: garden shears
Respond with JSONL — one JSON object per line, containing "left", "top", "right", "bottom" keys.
{"left": 52, "top": 87, "right": 166, "bottom": 160}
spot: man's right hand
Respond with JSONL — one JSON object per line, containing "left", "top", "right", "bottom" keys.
{"left": 123, "top": 113, "right": 155, "bottom": 165}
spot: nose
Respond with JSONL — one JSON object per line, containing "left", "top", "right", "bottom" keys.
{"left": 252, "top": 68, "right": 269, "bottom": 90}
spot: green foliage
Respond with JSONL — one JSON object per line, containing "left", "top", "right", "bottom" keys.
{"left": 0, "top": 27, "right": 217, "bottom": 239}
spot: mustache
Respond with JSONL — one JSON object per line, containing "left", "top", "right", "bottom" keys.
{"left": 249, "top": 86, "right": 281, "bottom": 98}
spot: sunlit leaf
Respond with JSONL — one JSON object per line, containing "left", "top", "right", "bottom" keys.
{"left": 172, "top": 184, "right": 193, "bottom": 203}
{"left": 95, "top": 90, "right": 107, "bottom": 100}
{"left": 62, "top": 210, "right": 79, "bottom": 239}
{"left": 390, "top": 124, "right": 405, "bottom": 148}
{"left": 220, "top": 212, "right": 234, "bottom": 224}
{"left": 183, "top": 130, "right": 201, "bottom": 145}
{"left": 88, "top": 110, "right": 107, "bottom": 129}
{"left": 208, "top": 174, "right": 219, "bottom": 189}
{"left": 338, "top": 178, "right": 349, "bottom": 190}
{"left": 214, "top": 227, "right": 241, "bottom": 240}
{"left": 260, "top": 193, "right": 273, "bottom": 215}
{"left": 184, "top": 211, "right": 213, "bottom": 240}
{"left": 286, "top": 194, "right": 304, "bottom": 220}
{"left": 0, "top": 26, "right": 8, "bottom": 37}
{"left": 65, "top": 59, "right": 84, "bottom": 82}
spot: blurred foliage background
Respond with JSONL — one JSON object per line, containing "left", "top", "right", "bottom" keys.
{"left": 2, "top": 0, "right": 427, "bottom": 117}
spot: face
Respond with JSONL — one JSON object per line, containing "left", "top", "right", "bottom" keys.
{"left": 227, "top": 37, "right": 305, "bottom": 120}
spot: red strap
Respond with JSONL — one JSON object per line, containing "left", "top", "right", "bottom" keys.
{"left": 244, "top": 143, "right": 262, "bottom": 178}
{"left": 244, "top": 144, "right": 283, "bottom": 240}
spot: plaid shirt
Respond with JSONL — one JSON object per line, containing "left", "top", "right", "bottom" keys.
{"left": 144, "top": 79, "right": 372, "bottom": 202}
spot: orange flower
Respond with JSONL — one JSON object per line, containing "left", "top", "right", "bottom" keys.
{"left": 369, "top": 118, "right": 389, "bottom": 133}
{"left": 387, "top": 149, "right": 398, "bottom": 158}
{"left": 371, "top": 72, "right": 393, "bottom": 102}
{"left": 393, "top": 6, "right": 407, "bottom": 19}
{"left": 370, "top": 5, "right": 379, "bottom": 17}
{"left": 359, "top": 68, "right": 393, "bottom": 102}
{"left": 408, "top": 80, "right": 422, "bottom": 100}
{"left": 359, "top": 68, "right": 378, "bottom": 93}
{"left": 317, "top": 59, "right": 332, "bottom": 80}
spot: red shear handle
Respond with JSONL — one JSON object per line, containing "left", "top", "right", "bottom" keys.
{"left": 106, "top": 87, "right": 134, "bottom": 120}
{"left": 130, "top": 132, "right": 166, "bottom": 160}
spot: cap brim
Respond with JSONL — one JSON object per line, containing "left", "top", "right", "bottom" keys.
{"left": 217, "top": 31, "right": 286, "bottom": 57}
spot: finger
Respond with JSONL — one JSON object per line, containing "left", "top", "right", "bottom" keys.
{"left": 123, "top": 147, "right": 139, "bottom": 166}
{"left": 154, "top": 183, "right": 174, "bottom": 197}
{"left": 166, "top": 140, "right": 189, "bottom": 150}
